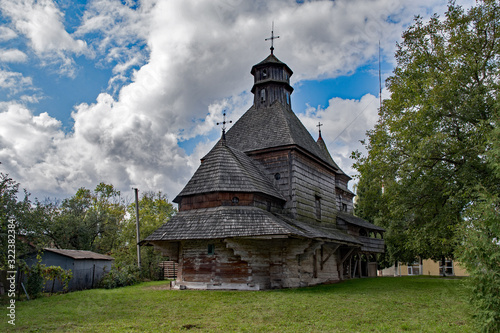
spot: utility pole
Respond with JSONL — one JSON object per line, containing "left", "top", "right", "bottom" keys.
{"left": 133, "top": 188, "right": 141, "bottom": 269}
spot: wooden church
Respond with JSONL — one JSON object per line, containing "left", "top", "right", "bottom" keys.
{"left": 145, "top": 44, "right": 384, "bottom": 290}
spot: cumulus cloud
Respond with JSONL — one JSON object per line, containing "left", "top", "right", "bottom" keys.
{"left": 0, "top": 0, "right": 91, "bottom": 76}
{"left": 298, "top": 89, "right": 389, "bottom": 185}
{"left": 0, "top": 70, "right": 34, "bottom": 95}
{"left": 0, "top": 26, "right": 18, "bottom": 41}
{"left": 0, "top": 48, "right": 28, "bottom": 63}
{"left": 0, "top": 0, "right": 477, "bottom": 200}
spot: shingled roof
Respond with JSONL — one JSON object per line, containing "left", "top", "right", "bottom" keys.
{"left": 225, "top": 101, "right": 339, "bottom": 170}
{"left": 251, "top": 53, "right": 292, "bottom": 76}
{"left": 174, "top": 139, "right": 285, "bottom": 203}
{"left": 337, "top": 212, "right": 385, "bottom": 232}
{"left": 145, "top": 206, "right": 361, "bottom": 245}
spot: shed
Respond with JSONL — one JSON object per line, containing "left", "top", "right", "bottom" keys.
{"left": 23, "top": 248, "right": 114, "bottom": 292}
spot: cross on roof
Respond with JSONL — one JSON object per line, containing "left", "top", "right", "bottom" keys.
{"left": 265, "top": 22, "right": 279, "bottom": 55}
{"left": 216, "top": 110, "right": 232, "bottom": 140}
{"left": 317, "top": 122, "right": 323, "bottom": 139}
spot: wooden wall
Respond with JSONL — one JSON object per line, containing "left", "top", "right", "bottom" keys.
{"left": 251, "top": 148, "right": 339, "bottom": 224}
{"left": 172, "top": 238, "right": 340, "bottom": 290}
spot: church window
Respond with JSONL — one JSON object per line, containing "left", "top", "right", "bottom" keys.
{"left": 274, "top": 173, "right": 281, "bottom": 180}
{"left": 315, "top": 195, "right": 321, "bottom": 220}
{"left": 286, "top": 92, "right": 290, "bottom": 105}
{"left": 260, "top": 89, "right": 266, "bottom": 102}
{"left": 342, "top": 203, "right": 347, "bottom": 212}
{"left": 207, "top": 244, "right": 215, "bottom": 255}
{"left": 232, "top": 196, "right": 239, "bottom": 204}
{"left": 262, "top": 69, "right": 267, "bottom": 78}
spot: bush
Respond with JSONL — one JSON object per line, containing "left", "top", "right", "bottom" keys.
{"left": 98, "top": 264, "right": 140, "bottom": 289}
{"left": 25, "top": 261, "right": 44, "bottom": 299}
{"left": 457, "top": 188, "right": 500, "bottom": 333}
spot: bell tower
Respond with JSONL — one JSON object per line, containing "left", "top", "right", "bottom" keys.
{"left": 251, "top": 27, "right": 293, "bottom": 109}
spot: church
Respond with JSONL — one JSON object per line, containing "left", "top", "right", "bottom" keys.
{"left": 145, "top": 42, "right": 384, "bottom": 290}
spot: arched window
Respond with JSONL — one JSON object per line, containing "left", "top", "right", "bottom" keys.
{"left": 260, "top": 89, "right": 266, "bottom": 102}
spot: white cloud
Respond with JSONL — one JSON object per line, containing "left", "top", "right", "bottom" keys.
{"left": 0, "top": 26, "right": 17, "bottom": 41}
{"left": 298, "top": 90, "right": 385, "bottom": 190}
{"left": 0, "top": 0, "right": 478, "bottom": 200}
{"left": 0, "top": 0, "right": 91, "bottom": 76}
{"left": 0, "top": 70, "right": 33, "bottom": 95}
{"left": 0, "top": 48, "right": 28, "bottom": 63}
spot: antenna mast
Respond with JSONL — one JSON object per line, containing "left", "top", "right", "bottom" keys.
{"left": 379, "top": 40, "right": 382, "bottom": 110}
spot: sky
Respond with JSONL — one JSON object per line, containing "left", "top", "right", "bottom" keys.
{"left": 0, "top": 0, "right": 476, "bottom": 203}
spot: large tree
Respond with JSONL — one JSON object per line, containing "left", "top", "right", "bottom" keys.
{"left": 354, "top": 0, "right": 499, "bottom": 262}
{"left": 31, "top": 183, "right": 126, "bottom": 252}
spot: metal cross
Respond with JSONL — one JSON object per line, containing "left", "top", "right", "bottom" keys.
{"left": 317, "top": 122, "right": 323, "bottom": 138}
{"left": 216, "top": 110, "right": 232, "bottom": 139}
{"left": 265, "top": 22, "right": 280, "bottom": 55}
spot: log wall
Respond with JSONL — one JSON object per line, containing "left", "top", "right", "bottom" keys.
{"left": 174, "top": 238, "right": 340, "bottom": 290}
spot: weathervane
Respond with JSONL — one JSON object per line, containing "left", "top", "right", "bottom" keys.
{"left": 217, "top": 110, "right": 232, "bottom": 140}
{"left": 317, "top": 122, "right": 323, "bottom": 139}
{"left": 265, "top": 21, "right": 280, "bottom": 55}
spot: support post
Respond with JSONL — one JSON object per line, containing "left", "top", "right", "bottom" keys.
{"left": 134, "top": 188, "right": 141, "bottom": 269}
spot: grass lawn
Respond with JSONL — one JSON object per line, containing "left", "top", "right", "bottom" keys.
{"left": 1, "top": 276, "right": 471, "bottom": 332}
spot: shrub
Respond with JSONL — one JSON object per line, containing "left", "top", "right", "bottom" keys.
{"left": 25, "top": 259, "right": 44, "bottom": 299}
{"left": 98, "top": 264, "right": 140, "bottom": 289}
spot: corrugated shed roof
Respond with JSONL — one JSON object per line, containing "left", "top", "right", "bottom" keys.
{"left": 44, "top": 248, "right": 114, "bottom": 260}
{"left": 225, "top": 102, "right": 338, "bottom": 170}
{"left": 145, "top": 206, "right": 361, "bottom": 246}
{"left": 337, "top": 212, "right": 385, "bottom": 232}
{"left": 174, "top": 139, "right": 285, "bottom": 202}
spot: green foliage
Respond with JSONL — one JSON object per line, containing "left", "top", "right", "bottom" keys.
{"left": 42, "top": 265, "right": 73, "bottom": 293}
{"left": 354, "top": 0, "right": 500, "bottom": 262}
{"left": 112, "top": 191, "right": 176, "bottom": 280}
{"left": 456, "top": 102, "right": 500, "bottom": 332}
{"left": 0, "top": 173, "right": 34, "bottom": 269}
{"left": 354, "top": 1, "right": 500, "bottom": 330}
{"left": 457, "top": 189, "right": 500, "bottom": 332}
{"left": 24, "top": 255, "right": 45, "bottom": 299}
{"left": 98, "top": 264, "right": 140, "bottom": 289}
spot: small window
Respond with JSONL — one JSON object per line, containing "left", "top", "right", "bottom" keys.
{"left": 260, "top": 89, "right": 266, "bottom": 102}
{"left": 232, "top": 197, "right": 239, "bottom": 204}
{"left": 207, "top": 244, "right": 215, "bottom": 255}
{"left": 439, "top": 259, "right": 454, "bottom": 276}
{"left": 286, "top": 92, "right": 290, "bottom": 105}
{"left": 407, "top": 261, "right": 421, "bottom": 275}
{"left": 262, "top": 69, "right": 267, "bottom": 78}
{"left": 342, "top": 203, "right": 347, "bottom": 212}
{"left": 274, "top": 173, "right": 281, "bottom": 180}
{"left": 315, "top": 195, "right": 321, "bottom": 220}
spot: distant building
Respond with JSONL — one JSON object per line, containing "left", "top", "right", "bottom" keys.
{"left": 23, "top": 248, "right": 113, "bottom": 291}
{"left": 145, "top": 47, "right": 384, "bottom": 290}
{"left": 379, "top": 259, "right": 468, "bottom": 277}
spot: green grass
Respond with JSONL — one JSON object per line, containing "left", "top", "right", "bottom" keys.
{"left": 2, "top": 277, "right": 471, "bottom": 332}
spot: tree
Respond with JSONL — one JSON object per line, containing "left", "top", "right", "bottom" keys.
{"left": 354, "top": 0, "right": 500, "bottom": 263}
{"left": 31, "top": 183, "right": 126, "bottom": 253}
{"left": 112, "top": 191, "right": 176, "bottom": 279}
{"left": 456, "top": 110, "right": 500, "bottom": 332}
{"left": 0, "top": 173, "right": 34, "bottom": 269}
{"left": 354, "top": 1, "right": 500, "bottom": 330}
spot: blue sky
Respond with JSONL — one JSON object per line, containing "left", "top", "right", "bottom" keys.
{"left": 0, "top": 0, "right": 474, "bottom": 201}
